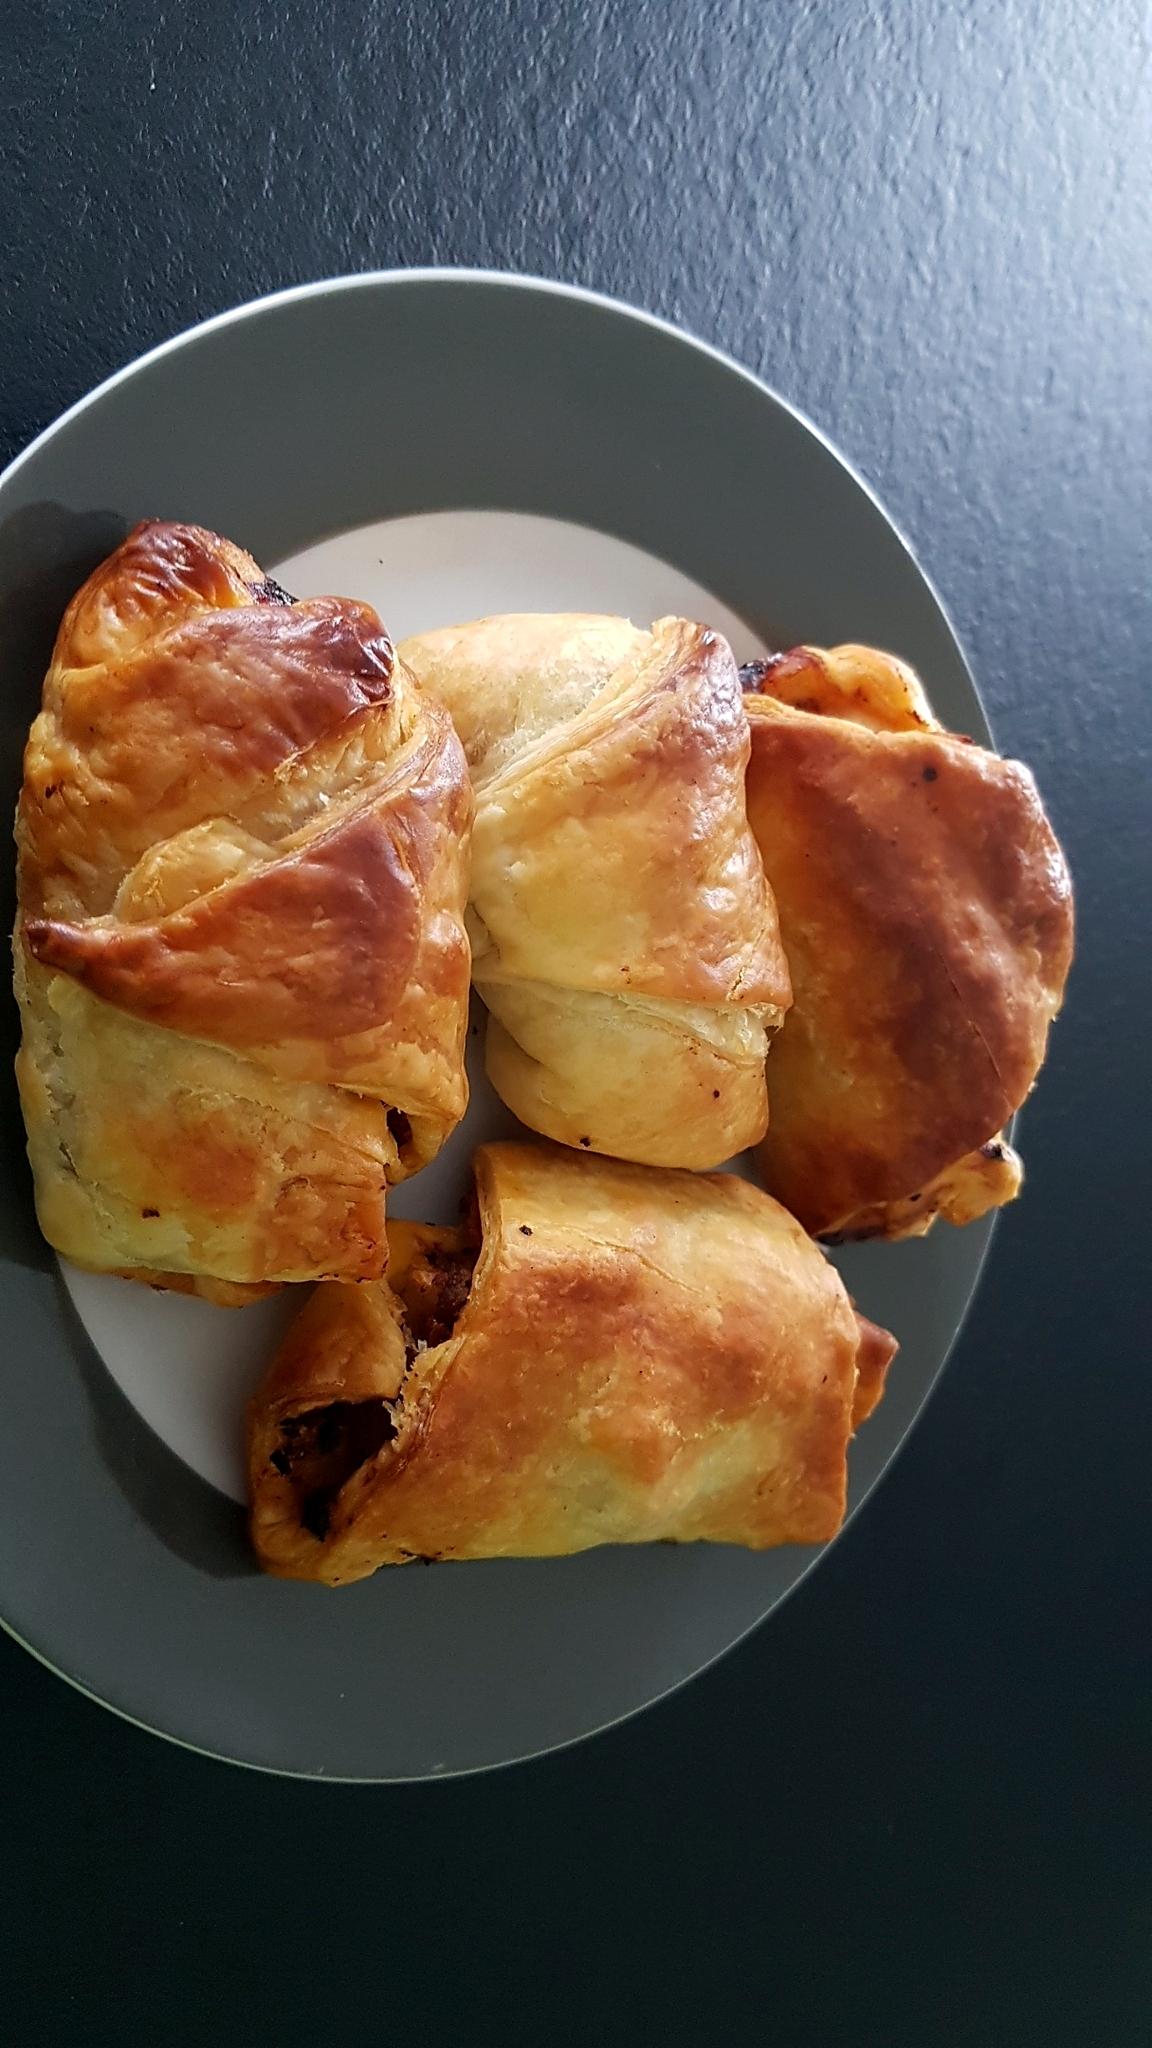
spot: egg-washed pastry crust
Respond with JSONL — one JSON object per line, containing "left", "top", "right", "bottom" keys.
{"left": 743, "top": 645, "right": 1073, "bottom": 1239}
{"left": 401, "top": 614, "right": 792, "bottom": 1170}
{"left": 249, "top": 1142, "right": 896, "bottom": 1582}
{"left": 14, "top": 521, "right": 472, "bottom": 1299}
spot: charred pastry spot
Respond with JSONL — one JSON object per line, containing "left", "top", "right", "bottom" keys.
{"left": 519, "top": 1224, "right": 532, "bottom": 1236}
{"left": 921, "top": 765, "right": 939, "bottom": 782}
{"left": 247, "top": 575, "right": 296, "bottom": 606}
{"left": 579, "top": 1136, "right": 592, "bottom": 1148}
{"left": 737, "top": 659, "right": 772, "bottom": 693}
{"left": 272, "top": 1399, "right": 400, "bottom": 1542}
{"left": 42, "top": 783, "right": 61, "bottom": 799}
{"left": 387, "top": 1108, "right": 413, "bottom": 1155}
{"left": 712, "top": 1089, "right": 721, "bottom": 1099}
{"left": 141, "top": 1206, "right": 160, "bottom": 1219}
{"left": 981, "top": 1140, "right": 1007, "bottom": 1162}
{"left": 740, "top": 649, "right": 817, "bottom": 698}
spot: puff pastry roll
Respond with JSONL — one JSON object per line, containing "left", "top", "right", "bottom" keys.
{"left": 742, "top": 645, "right": 1074, "bottom": 1240}
{"left": 399, "top": 614, "right": 791, "bottom": 1170}
{"left": 248, "top": 1141, "right": 896, "bottom": 1581}
{"left": 14, "top": 521, "right": 471, "bottom": 1302}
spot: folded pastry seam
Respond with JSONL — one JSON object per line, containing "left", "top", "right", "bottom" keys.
{"left": 400, "top": 611, "right": 792, "bottom": 1171}
{"left": 13, "top": 521, "right": 473, "bottom": 1300}
{"left": 248, "top": 1143, "right": 898, "bottom": 1584}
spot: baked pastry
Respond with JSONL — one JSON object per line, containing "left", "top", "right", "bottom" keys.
{"left": 399, "top": 614, "right": 791, "bottom": 1169}
{"left": 248, "top": 1141, "right": 897, "bottom": 1581}
{"left": 14, "top": 521, "right": 472, "bottom": 1302}
{"left": 742, "top": 645, "right": 1074, "bottom": 1239}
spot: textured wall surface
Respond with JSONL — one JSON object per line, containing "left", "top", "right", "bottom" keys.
{"left": 3, "top": 2, "right": 1149, "bottom": 2042}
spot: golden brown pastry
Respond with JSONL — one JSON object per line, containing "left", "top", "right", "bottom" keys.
{"left": 248, "top": 1141, "right": 897, "bottom": 1581}
{"left": 742, "top": 645, "right": 1074, "bottom": 1240}
{"left": 14, "top": 521, "right": 472, "bottom": 1302}
{"left": 399, "top": 614, "right": 791, "bottom": 1170}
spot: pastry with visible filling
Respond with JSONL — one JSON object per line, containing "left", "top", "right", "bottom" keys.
{"left": 248, "top": 1141, "right": 897, "bottom": 1581}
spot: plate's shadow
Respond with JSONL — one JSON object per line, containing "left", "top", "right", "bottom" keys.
{"left": 55, "top": 1275, "right": 257, "bottom": 1579}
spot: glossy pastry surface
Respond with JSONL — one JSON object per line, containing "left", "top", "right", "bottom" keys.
{"left": 743, "top": 646, "right": 1074, "bottom": 1239}
{"left": 401, "top": 613, "right": 791, "bottom": 1169}
{"left": 249, "top": 1141, "right": 896, "bottom": 1581}
{"left": 14, "top": 521, "right": 472, "bottom": 1300}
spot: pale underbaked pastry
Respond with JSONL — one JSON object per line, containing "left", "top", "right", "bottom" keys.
{"left": 14, "top": 521, "right": 472, "bottom": 1302}
{"left": 742, "top": 645, "right": 1075, "bottom": 1240}
{"left": 248, "top": 1141, "right": 897, "bottom": 1581}
{"left": 399, "top": 614, "right": 792, "bottom": 1170}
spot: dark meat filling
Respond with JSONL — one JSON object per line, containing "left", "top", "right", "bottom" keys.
{"left": 271, "top": 1399, "right": 398, "bottom": 1542}
{"left": 271, "top": 1216, "right": 481, "bottom": 1540}
{"left": 400, "top": 1242, "right": 479, "bottom": 1354}
{"left": 247, "top": 575, "right": 296, "bottom": 606}
{"left": 387, "top": 1108, "right": 414, "bottom": 1159}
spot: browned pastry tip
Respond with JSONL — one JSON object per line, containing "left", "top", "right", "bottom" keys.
{"left": 742, "top": 642, "right": 938, "bottom": 732}
{"left": 851, "top": 1314, "right": 899, "bottom": 1426}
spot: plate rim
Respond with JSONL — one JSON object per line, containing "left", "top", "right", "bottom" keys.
{"left": 0, "top": 267, "right": 990, "bottom": 747}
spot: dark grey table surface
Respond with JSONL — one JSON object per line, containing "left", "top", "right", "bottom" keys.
{"left": 4, "top": 3, "right": 1149, "bottom": 2042}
